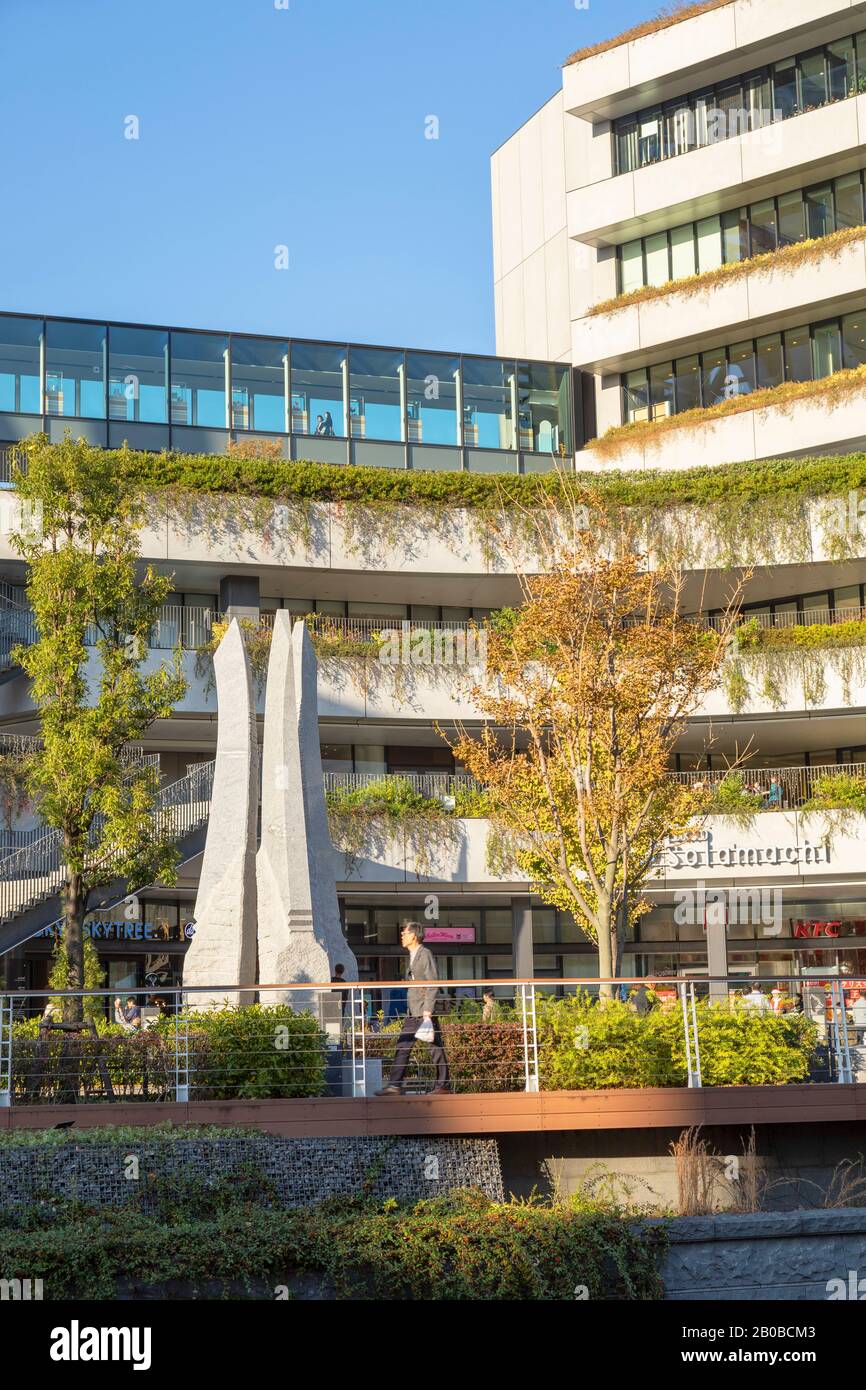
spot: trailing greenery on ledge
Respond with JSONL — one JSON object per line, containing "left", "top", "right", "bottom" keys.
{"left": 591, "top": 363, "right": 866, "bottom": 461}
{"left": 589, "top": 223, "right": 866, "bottom": 319}
{"left": 564, "top": 0, "right": 729, "bottom": 65}
{"left": 724, "top": 616, "right": 866, "bottom": 711}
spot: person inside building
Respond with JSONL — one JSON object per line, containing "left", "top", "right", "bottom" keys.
{"left": 114, "top": 995, "right": 142, "bottom": 1032}
{"left": 375, "top": 921, "right": 450, "bottom": 1095}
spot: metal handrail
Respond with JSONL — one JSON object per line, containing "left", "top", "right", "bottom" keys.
{"left": 704, "top": 606, "right": 866, "bottom": 632}
{"left": 672, "top": 759, "right": 866, "bottom": 807}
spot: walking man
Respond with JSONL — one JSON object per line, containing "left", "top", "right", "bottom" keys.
{"left": 376, "top": 921, "right": 450, "bottom": 1095}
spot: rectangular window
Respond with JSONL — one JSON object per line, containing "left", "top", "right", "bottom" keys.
{"left": 701, "top": 347, "right": 728, "bottom": 407}
{"left": 108, "top": 325, "right": 168, "bottom": 424}
{"left": 715, "top": 82, "right": 745, "bottom": 141}
{"left": 728, "top": 340, "right": 756, "bottom": 395}
{"left": 722, "top": 207, "right": 750, "bottom": 264}
{"left": 842, "top": 312, "right": 866, "bottom": 369}
{"left": 406, "top": 351, "right": 459, "bottom": 446}
{"left": 45, "top": 320, "right": 107, "bottom": 419}
{"left": 463, "top": 357, "right": 515, "bottom": 449}
{"left": 778, "top": 188, "right": 806, "bottom": 247}
{"left": 637, "top": 110, "right": 662, "bottom": 166}
{"left": 799, "top": 50, "right": 827, "bottom": 112}
{"left": 664, "top": 102, "right": 693, "bottom": 158}
{"left": 517, "top": 361, "right": 571, "bottom": 454}
{"left": 773, "top": 59, "right": 798, "bottom": 120}
{"left": 674, "top": 355, "right": 701, "bottom": 413}
{"left": 746, "top": 71, "right": 772, "bottom": 129}
{"left": 290, "top": 341, "right": 346, "bottom": 436}
{"left": 696, "top": 215, "right": 723, "bottom": 273}
{"left": 670, "top": 224, "right": 696, "bottom": 279}
{"left": 749, "top": 198, "right": 777, "bottom": 255}
{"left": 756, "top": 333, "right": 784, "bottom": 391}
{"left": 834, "top": 172, "right": 864, "bottom": 230}
{"left": 805, "top": 184, "right": 834, "bottom": 240}
{"left": 0, "top": 316, "right": 42, "bottom": 415}
{"left": 616, "top": 118, "right": 638, "bottom": 174}
{"left": 857, "top": 33, "right": 866, "bottom": 94}
{"left": 644, "top": 231, "right": 670, "bottom": 287}
{"left": 693, "top": 91, "right": 713, "bottom": 147}
{"left": 649, "top": 361, "right": 674, "bottom": 420}
{"left": 170, "top": 331, "right": 227, "bottom": 428}
{"left": 623, "top": 369, "right": 649, "bottom": 423}
{"left": 812, "top": 321, "right": 842, "bottom": 379}
{"left": 620, "top": 240, "right": 644, "bottom": 294}
{"left": 784, "top": 325, "right": 812, "bottom": 383}
{"left": 349, "top": 346, "right": 403, "bottom": 442}
{"left": 231, "top": 336, "right": 287, "bottom": 433}
{"left": 827, "top": 38, "right": 856, "bottom": 102}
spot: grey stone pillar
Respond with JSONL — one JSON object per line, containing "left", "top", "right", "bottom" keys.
{"left": 184, "top": 619, "right": 259, "bottom": 1006}
{"left": 511, "top": 895, "right": 534, "bottom": 980}
{"left": 219, "top": 573, "right": 260, "bottom": 621}
{"left": 707, "top": 911, "right": 729, "bottom": 1002}
{"left": 257, "top": 614, "right": 357, "bottom": 1009}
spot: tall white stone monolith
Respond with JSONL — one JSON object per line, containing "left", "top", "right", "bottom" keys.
{"left": 257, "top": 613, "right": 357, "bottom": 1009}
{"left": 183, "top": 619, "right": 258, "bottom": 1008}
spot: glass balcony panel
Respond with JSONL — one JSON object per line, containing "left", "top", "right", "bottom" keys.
{"left": 406, "top": 351, "right": 458, "bottom": 446}
{"left": 349, "top": 346, "right": 403, "bottom": 442}
{"left": 812, "top": 322, "right": 842, "bottom": 379}
{"left": 290, "top": 341, "right": 346, "bottom": 437}
{"left": 108, "top": 325, "right": 168, "bottom": 424}
{"left": 749, "top": 199, "right": 777, "bottom": 256}
{"left": 784, "top": 326, "right": 813, "bottom": 383}
{"left": 773, "top": 60, "right": 798, "bottom": 120}
{"left": 45, "top": 320, "right": 107, "bottom": 419}
{"left": 674, "top": 356, "right": 701, "bottom": 413}
{"left": 696, "top": 215, "right": 723, "bottom": 273}
{"left": 170, "top": 331, "right": 228, "bottom": 428}
{"left": 231, "top": 336, "right": 287, "bottom": 433}
{"left": 834, "top": 172, "right": 864, "bottom": 230}
{"left": 827, "top": 39, "right": 856, "bottom": 102}
{"left": 644, "top": 231, "right": 669, "bottom": 286}
{"left": 756, "top": 333, "right": 784, "bottom": 391}
{"left": 798, "top": 50, "right": 828, "bottom": 113}
{"left": 805, "top": 184, "right": 834, "bottom": 240}
{"left": 778, "top": 189, "right": 806, "bottom": 247}
{"left": 462, "top": 356, "right": 515, "bottom": 449}
{"left": 623, "top": 369, "right": 648, "bottom": 424}
{"left": 517, "top": 361, "right": 571, "bottom": 454}
{"left": 0, "top": 316, "right": 42, "bottom": 415}
{"left": 670, "top": 224, "right": 696, "bottom": 279}
{"left": 842, "top": 312, "right": 866, "bottom": 369}
{"left": 620, "top": 239, "right": 644, "bottom": 293}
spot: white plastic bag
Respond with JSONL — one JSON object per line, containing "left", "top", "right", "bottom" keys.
{"left": 415, "top": 1018, "right": 435, "bottom": 1043}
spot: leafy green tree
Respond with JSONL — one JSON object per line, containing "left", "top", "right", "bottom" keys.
{"left": 11, "top": 434, "right": 187, "bottom": 1022}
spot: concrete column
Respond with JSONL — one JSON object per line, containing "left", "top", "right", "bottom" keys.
{"left": 183, "top": 619, "right": 258, "bottom": 1006}
{"left": 219, "top": 574, "right": 260, "bottom": 622}
{"left": 511, "top": 895, "right": 534, "bottom": 980}
{"left": 707, "top": 911, "right": 729, "bottom": 1003}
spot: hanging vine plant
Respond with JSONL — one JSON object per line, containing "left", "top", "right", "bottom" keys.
{"left": 723, "top": 617, "right": 866, "bottom": 712}
{"left": 195, "top": 617, "right": 273, "bottom": 696}
{"left": 326, "top": 778, "right": 460, "bottom": 879}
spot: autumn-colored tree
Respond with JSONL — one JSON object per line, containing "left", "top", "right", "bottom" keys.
{"left": 451, "top": 495, "right": 744, "bottom": 995}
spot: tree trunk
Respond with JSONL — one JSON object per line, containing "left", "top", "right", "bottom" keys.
{"left": 62, "top": 871, "right": 85, "bottom": 1026}
{"left": 596, "top": 896, "right": 615, "bottom": 1001}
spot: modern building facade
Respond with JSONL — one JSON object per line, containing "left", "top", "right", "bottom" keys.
{"left": 3, "top": 0, "right": 866, "bottom": 999}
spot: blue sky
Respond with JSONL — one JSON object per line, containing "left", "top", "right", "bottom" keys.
{"left": 0, "top": 0, "right": 647, "bottom": 355}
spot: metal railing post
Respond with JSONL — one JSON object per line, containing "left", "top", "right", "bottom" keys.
{"left": 0, "top": 993, "right": 12, "bottom": 1107}
{"left": 831, "top": 981, "right": 853, "bottom": 1085}
{"left": 679, "top": 982, "right": 700, "bottom": 1088}
{"left": 174, "top": 991, "right": 189, "bottom": 1103}
{"left": 520, "top": 983, "right": 539, "bottom": 1093}
{"left": 689, "top": 981, "right": 703, "bottom": 1088}
{"left": 350, "top": 986, "right": 367, "bottom": 1097}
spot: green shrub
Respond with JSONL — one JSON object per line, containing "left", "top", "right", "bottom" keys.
{"left": 707, "top": 772, "right": 764, "bottom": 814}
{"left": 537, "top": 995, "right": 684, "bottom": 1089}
{"left": 153, "top": 1004, "right": 326, "bottom": 1100}
{"left": 673, "top": 1005, "right": 818, "bottom": 1086}
{"left": 802, "top": 770, "right": 866, "bottom": 812}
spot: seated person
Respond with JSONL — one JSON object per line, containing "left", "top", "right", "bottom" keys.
{"left": 114, "top": 995, "right": 142, "bottom": 1032}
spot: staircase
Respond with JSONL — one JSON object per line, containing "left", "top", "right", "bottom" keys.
{"left": 0, "top": 759, "right": 215, "bottom": 955}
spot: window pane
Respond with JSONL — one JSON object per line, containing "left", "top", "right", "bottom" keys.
{"left": 674, "top": 355, "right": 701, "bottom": 413}
{"left": 728, "top": 340, "right": 756, "bottom": 394}
{"left": 616, "top": 119, "right": 638, "bottom": 174}
{"left": 170, "top": 331, "right": 227, "bottom": 428}
{"left": 756, "top": 333, "right": 784, "bottom": 391}
{"left": 799, "top": 50, "right": 827, "bottom": 113}
{"left": 701, "top": 347, "right": 728, "bottom": 407}
{"left": 0, "top": 316, "right": 41, "bottom": 415}
{"left": 694, "top": 91, "right": 713, "bottom": 147}
{"left": 45, "top": 320, "right": 106, "bottom": 419}
{"left": 812, "top": 322, "right": 842, "bottom": 379}
{"left": 517, "top": 361, "right": 571, "bottom": 454}
{"left": 696, "top": 215, "right": 723, "bottom": 272}
{"left": 649, "top": 361, "right": 674, "bottom": 419}
{"left": 773, "top": 59, "right": 798, "bottom": 120}
{"left": 638, "top": 110, "right": 662, "bottom": 166}
{"left": 749, "top": 198, "right": 777, "bottom": 255}
{"left": 623, "top": 369, "right": 649, "bottom": 423}
{"left": 644, "top": 231, "right": 669, "bottom": 286}
{"left": 778, "top": 189, "right": 806, "bottom": 247}
{"left": 715, "top": 82, "right": 745, "bottom": 141}
{"left": 722, "top": 207, "right": 750, "bottom": 263}
{"left": 834, "top": 172, "right": 864, "bottom": 230}
{"left": 827, "top": 39, "right": 856, "bottom": 102}
{"left": 349, "top": 346, "right": 403, "bottom": 442}
{"left": 784, "top": 326, "right": 812, "bottom": 383}
{"left": 462, "top": 357, "right": 515, "bottom": 449}
{"left": 108, "top": 326, "right": 168, "bottom": 424}
{"left": 858, "top": 33, "right": 866, "bottom": 94}
{"left": 231, "top": 337, "right": 287, "bottom": 433}
{"left": 664, "top": 102, "right": 693, "bottom": 157}
{"left": 805, "top": 184, "right": 834, "bottom": 240}
{"left": 620, "top": 240, "right": 644, "bottom": 293}
{"left": 670, "top": 224, "right": 696, "bottom": 279}
{"left": 406, "top": 351, "right": 458, "bottom": 446}
{"left": 290, "top": 341, "right": 346, "bottom": 436}
{"left": 842, "top": 312, "right": 866, "bottom": 369}
{"left": 746, "top": 71, "right": 772, "bottom": 130}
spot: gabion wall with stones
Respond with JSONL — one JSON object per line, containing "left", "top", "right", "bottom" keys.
{"left": 0, "top": 1136, "right": 505, "bottom": 1209}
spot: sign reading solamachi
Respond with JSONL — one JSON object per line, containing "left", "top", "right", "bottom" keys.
{"left": 49, "top": 1321, "right": 152, "bottom": 1371}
